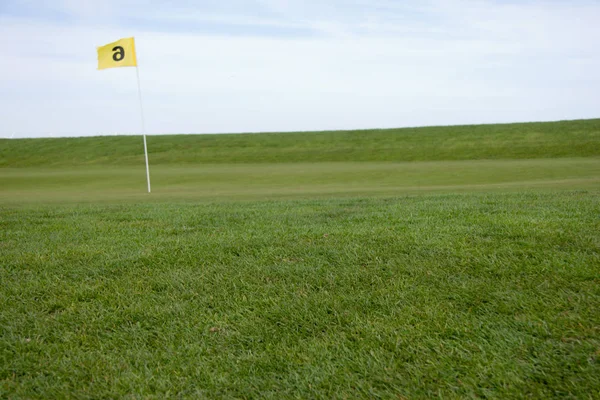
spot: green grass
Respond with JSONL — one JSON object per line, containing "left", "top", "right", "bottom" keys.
{"left": 1, "top": 193, "right": 599, "bottom": 398}
{"left": 1, "top": 158, "right": 599, "bottom": 204}
{"left": 1, "top": 119, "right": 600, "bottom": 167}
{"left": 1, "top": 119, "right": 600, "bottom": 398}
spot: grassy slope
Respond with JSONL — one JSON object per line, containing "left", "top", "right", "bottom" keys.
{"left": 1, "top": 119, "right": 600, "bottom": 167}
{"left": 1, "top": 119, "right": 599, "bottom": 203}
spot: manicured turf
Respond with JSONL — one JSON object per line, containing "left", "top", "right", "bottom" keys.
{"left": 1, "top": 119, "right": 599, "bottom": 398}
{"left": 1, "top": 158, "right": 599, "bottom": 204}
{"left": 1, "top": 193, "right": 599, "bottom": 398}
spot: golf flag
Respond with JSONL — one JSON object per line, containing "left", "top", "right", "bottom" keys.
{"left": 97, "top": 37, "right": 137, "bottom": 70}
{"left": 96, "top": 37, "right": 151, "bottom": 193}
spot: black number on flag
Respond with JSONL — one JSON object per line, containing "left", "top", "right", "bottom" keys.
{"left": 112, "top": 46, "right": 125, "bottom": 62}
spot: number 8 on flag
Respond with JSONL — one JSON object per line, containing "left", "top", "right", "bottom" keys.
{"left": 97, "top": 37, "right": 137, "bottom": 70}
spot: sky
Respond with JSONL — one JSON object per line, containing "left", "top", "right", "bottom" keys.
{"left": 0, "top": 0, "right": 599, "bottom": 138}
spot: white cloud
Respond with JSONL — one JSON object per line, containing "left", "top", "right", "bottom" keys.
{"left": 0, "top": 0, "right": 599, "bottom": 137}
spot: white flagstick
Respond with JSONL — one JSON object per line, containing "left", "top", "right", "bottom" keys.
{"left": 135, "top": 66, "right": 151, "bottom": 193}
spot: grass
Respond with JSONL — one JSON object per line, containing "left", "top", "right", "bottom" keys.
{"left": 1, "top": 119, "right": 600, "bottom": 398}
{"left": 1, "top": 193, "right": 599, "bottom": 398}
{"left": 1, "top": 119, "right": 599, "bottom": 167}
{"left": 1, "top": 158, "right": 599, "bottom": 204}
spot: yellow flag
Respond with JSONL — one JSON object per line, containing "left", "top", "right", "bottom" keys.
{"left": 97, "top": 37, "right": 137, "bottom": 70}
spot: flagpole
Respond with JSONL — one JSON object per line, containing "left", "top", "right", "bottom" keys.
{"left": 135, "top": 66, "right": 151, "bottom": 193}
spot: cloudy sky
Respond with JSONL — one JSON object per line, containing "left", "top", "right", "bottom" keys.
{"left": 1, "top": 0, "right": 599, "bottom": 137}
